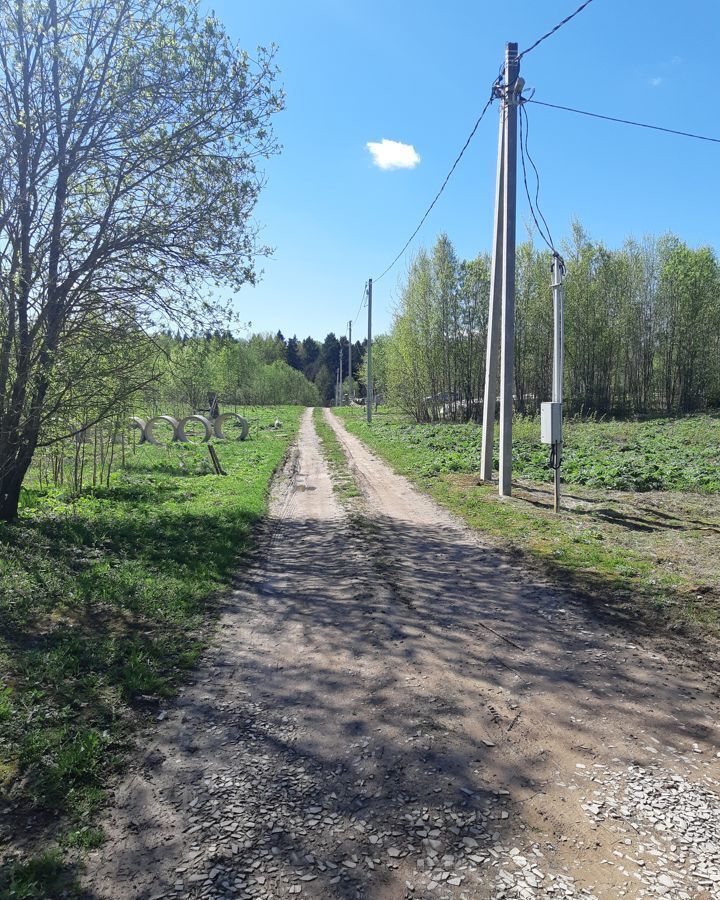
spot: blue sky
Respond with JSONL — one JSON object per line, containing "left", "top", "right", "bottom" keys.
{"left": 201, "top": 0, "right": 720, "bottom": 340}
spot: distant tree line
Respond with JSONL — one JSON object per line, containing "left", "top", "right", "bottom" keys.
{"left": 278, "top": 332, "right": 367, "bottom": 406}
{"left": 271, "top": 330, "right": 367, "bottom": 407}
{"left": 146, "top": 332, "right": 319, "bottom": 411}
{"left": 371, "top": 224, "right": 720, "bottom": 421}
{"left": 137, "top": 330, "right": 367, "bottom": 414}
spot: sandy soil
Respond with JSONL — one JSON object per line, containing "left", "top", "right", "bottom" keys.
{"left": 82, "top": 409, "right": 720, "bottom": 900}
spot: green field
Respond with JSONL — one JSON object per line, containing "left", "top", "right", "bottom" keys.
{"left": 0, "top": 407, "right": 301, "bottom": 896}
{"left": 336, "top": 412, "right": 720, "bottom": 493}
{"left": 335, "top": 407, "right": 720, "bottom": 635}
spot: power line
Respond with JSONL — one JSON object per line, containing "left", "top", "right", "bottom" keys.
{"left": 373, "top": 92, "right": 497, "bottom": 283}
{"left": 517, "top": 0, "right": 595, "bottom": 61}
{"left": 353, "top": 282, "right": 367, "bottom": 325}
{"left": 365, "top": 0, "right": 592, "bottom": 289}
{"left": 518, "top": 101, "right": 556, "bottom": 255}
{"left": 528, "top": 99, "right": 720, "bottom": 145}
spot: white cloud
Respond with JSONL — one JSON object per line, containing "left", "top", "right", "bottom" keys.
{"left": 366, "top": 138, "right": 420, "bottom": 170}
{"left": 649, "top": 76, "right": 663, "bottom": 87}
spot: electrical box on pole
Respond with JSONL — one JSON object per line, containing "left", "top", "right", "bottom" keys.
{"left": 540, "top": 402, "right": 562, "bottom": 445}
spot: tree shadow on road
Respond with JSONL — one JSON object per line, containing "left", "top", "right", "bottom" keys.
{"left": 81, "top": 506, "right": 720, "bottom": 899}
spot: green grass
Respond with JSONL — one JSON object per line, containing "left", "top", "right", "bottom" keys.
{"left": 313, "top": 408, "right": 361, "bottom": 501}
{"left": 0, "top": 407, "right": 301, "bottom": 892}
{"left": 336, "top": 411, "right": 720, "bottom": 492}
{"left": 0, "top": 850, "right": 80, "bottom": 900}
{"left": 334, "top": 407, "right": 720, "bottom": 633}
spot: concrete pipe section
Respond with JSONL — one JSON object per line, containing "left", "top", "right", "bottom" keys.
{"left": 176, "top": 414, "right": 213, "bottom": 443}
{"left": 129, "top": 416, "right": 147, "bottom": 444}
{"left": 213, "top": 413, "right": 250, "bottom": 441}
{"left": 145, "top": 415, "right": 180, "bottom": 445}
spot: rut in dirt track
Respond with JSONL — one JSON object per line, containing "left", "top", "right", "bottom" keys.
{"left": 82, "top": 408, "right": 720, "bottom": 900}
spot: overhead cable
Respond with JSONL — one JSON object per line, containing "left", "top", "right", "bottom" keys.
{"left": 353, "top": 282, "right": 367, "bottom": 325}
{"left": 518, "top": 102, "right": 556, "bottom": 255}
{"left": 517, "top": 0, "right": 596, "bottom": 61}
{"left": 369, "top": 1, "right": 597, "bottom": 288}
{"left": 373, "top": 92, "right": 497, "bottom": 283}
{"left": 528, "top": 99, "right": 720, "bottom": 145}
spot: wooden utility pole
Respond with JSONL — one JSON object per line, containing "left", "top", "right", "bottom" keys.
{"left": 366, "top": 278, "right": 373, "bottom": 423}
{"left": 480, "top": 89, "right": 506, "bottom": 481}
{"left": 499, "top": 42, "right": 520, "bottom": 497}
{"left": 348, "top": 320, "right": 353, "bottom": 403}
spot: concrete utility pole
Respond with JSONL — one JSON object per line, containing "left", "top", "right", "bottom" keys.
{"left": 552, "top": 255, "right": 565, "bottom": 512}
{"left": 540, "top": 256, "right": 565, "bottom": 511}
{"left": 499, "top": 42, "right": 520, "bottom": 497}
{"left": 339, "top": 337, "right": 344, "bottom": 405}
{"left": 348, "top": 320, "right": 353, "bottom": 403}
{"left": 366, "top": 278, "right": 373, "bottom": 424}
{"left": 480, "top": 87, "right": 506, "bottom": 482}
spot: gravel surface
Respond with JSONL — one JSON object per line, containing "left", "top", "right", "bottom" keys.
{"left": 82, "top": 409, "right": 720, "bottom": 899}
{"left": 578, "top": 762, "right": 720, "bottom": 897}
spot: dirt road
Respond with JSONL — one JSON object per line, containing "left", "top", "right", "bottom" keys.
{"left": 83, "top": 409, "right": 720, "bottom": 900}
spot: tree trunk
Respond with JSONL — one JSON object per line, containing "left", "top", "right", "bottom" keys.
{"left": 0, "top": 371, "right": 48, "bottom": 520}
{"left": 0, "top": 463, "right": 29, "bottom": 521}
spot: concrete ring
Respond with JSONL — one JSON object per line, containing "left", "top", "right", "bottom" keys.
{"left": 177, "top": 414, "right": 213, "bottom": 443}
{"left": 213, "top": 413, "right": 249, "bottom": 441}
{"left": 145, "top": 415, "right": 180, "bottom": 444}
{"left": 129, "top": 416, "right": 147, "bottom": 444}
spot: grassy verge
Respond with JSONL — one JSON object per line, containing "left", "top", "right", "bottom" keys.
{"left": 336, "top": 410, "right": 720, "bottom": 492}
{"left": 334, "top": 407, "right": 720, "bottom": 635}
{"left": 313, "top": 408, "right": 361, "bottom": 502}
{"left": 0, "top": 407, "right": 302, "bottom": 897}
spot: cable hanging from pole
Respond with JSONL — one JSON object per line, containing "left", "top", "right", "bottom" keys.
{"left": 518, "top": 102, "right": 554, "bottom": 255}
{"left": 372, "top": 86, "right": 499, "bottom": 284}
{"left": 517, "top": 0, "right": 596, "bottom": 61}
{"left": 517, "top": 100, "right": 566, "bottom": 271}
{"left": 353, "top": 282, "right": 367, "bottom": 325}
{"left": 528, "top": 99, "right": 720, "bottom": 145}
{"left": 367, "top": 1, "right": 597, "bottom": 296}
